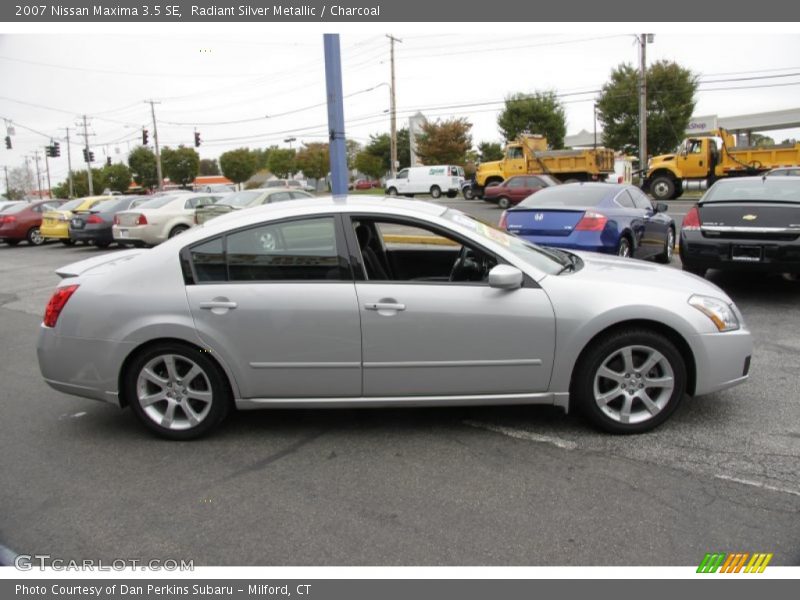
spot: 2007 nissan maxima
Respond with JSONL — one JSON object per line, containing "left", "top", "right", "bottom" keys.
{"left": 37, "top": 197, "right": 753, "bottom": 439}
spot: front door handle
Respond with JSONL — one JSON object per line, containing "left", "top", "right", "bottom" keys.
{"left": 364, "top": 302, "right": 406, "bottom": 311}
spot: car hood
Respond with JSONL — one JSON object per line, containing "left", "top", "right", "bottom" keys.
{"left": 563, "top": 249, "right": 732, "bottom": 300}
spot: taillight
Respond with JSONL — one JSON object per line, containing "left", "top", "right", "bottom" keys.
{"left": 87, "top": 215, "right": 103, "bottom": 224}
{"left": 0, "top": 215, "right": 17, "bottom": 224}
{"left": 113, "top": 215, "right": 120, "bottom": 225}
{"left": 498, "top": 210, "right": 508, "bottom": 230}
{"left": 136, "top": 214, "right": 148, "bottom": 225}
{"left": 43, "top": 285, "right": 79, "bottom": 328}
{"left": 575, "top": 210, "right": 608, "bottom": 231}
{"left": 682, "top": 206, "right": 701, "bottom": 231}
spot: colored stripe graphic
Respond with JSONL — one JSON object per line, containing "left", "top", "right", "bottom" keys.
{"left": 744, "top": 553, "right": 773, "bottom": 573}
{"left": 697, "top": 553, "right": 726, "bottom": 573}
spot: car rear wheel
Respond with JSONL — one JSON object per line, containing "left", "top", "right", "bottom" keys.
{"left": 430, "top": 185, "right": 442, "bottom": 199}
{"left": 386, "top": 187, "right": 398, "bottom": 196}
{"left": 656, "top": 228, "right": 675, "bottom": 264}
{"left": 617, "top": 237, "right": 632, "bottom": 257}
{"left": 497, "top": 196, "right": 511, "bottom": 210}
{"left": 125, "top": 343, "right": 231, "bottom": 440}
{"left": 463, "top": 187, "right": 475, "bottom": 200}
{"left": 572, "top": 329, "right": 686, "bottom": 434}
{"left": 169, "top": 225, "right": 189, "bottom": 238}
{"left": 27, "top": 227, "right": 44, "bottom": 246}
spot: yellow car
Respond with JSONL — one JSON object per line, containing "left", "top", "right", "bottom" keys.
{"left": 41, "top": 195, "right": 114, "bottom": 244}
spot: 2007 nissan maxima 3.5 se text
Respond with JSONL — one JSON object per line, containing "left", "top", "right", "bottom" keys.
{"left": 37, "top": 197, "right": 753, "bottom": 440}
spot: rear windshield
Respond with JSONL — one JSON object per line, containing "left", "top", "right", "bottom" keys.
{"left": 217, "top": 190, "right": 262, "bottom": 208}
{"left": 58, "top": 198, "right": 84, "bottom": 211}
{"left": 88, "top": 198, "right": 128, "bottom": 213}
{"left": 2, "top": 202, "right": 30, "bottom": 214}
{"left": 136, "top": 195, "right": 179, "bottom": 209}
{"left": 703, "top": 178, "right": 800, "bottom": 202}
{"left": 517, "top": 185, "right": 612, "bottom": 208}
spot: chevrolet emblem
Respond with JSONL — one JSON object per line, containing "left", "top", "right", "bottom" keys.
{"left": 742, "top": 214, "right": 757, "bottom": 221}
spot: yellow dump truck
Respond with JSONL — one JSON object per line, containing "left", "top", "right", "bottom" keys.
{"left": 467, "top": 134, "right": 616, "bottom": 198}
{"left": 644, "top": 128, "right": 800, "bottom": 200}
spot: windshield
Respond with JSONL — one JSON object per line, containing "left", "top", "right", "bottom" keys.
{"left": 58, "top": 198, "right": 84, "bottom": 211}
{"left": 517, "top": 185, "right": 612, "bottom": 208}
{"left": 443, "top": 209, "right": 564, "bottom": 275}
{"left": 703, "top": 178, "right": 800, "bottom": 203}
{"left": 217, "top": 190, "right": 262, "bottom": 208}
{"left": 136, "top": 195, "right": 179, "bottom": 209}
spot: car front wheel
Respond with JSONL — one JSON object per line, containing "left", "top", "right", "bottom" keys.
{"left": 572, "top": 329, "right": 686, "bottom": 434}
{"left": 124, "top": 343, "right": 231, "bottom": 440}
{"left": 617, "top": 237, "right": 632, "bottom": 257}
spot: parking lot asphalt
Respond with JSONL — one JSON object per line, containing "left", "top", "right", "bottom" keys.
{"left": 1, "top": 198, "right": 798, "bottom": 566}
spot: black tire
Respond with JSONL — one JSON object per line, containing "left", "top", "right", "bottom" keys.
{"left": 681, "top": 263, "right": 707, "bottom": 278}
{"left": 617, "top": 236, "right": 632, "bottom": 258}
{"left": 124, "top": 342, "right": 231, "bottom": 440}
{"left": 61, "top": 239, "right": 75, "bottom": 246}
{"left": 572, "top": 328, "right": 687, "bottom": 434}
{"left": 463, "top": 187, "right": 475, "bottom": 200}
{"left": 95, "top": 241, "right": 111, "bottom": 249}
{"left": 497, "top": 196, "right": 511, "bottom": 210}
{"left": 650, "top": 176, "right": 675, "bottom": 201}
{"left": 430, "top": 185, "right": 442, "bottom": 199}
{"left": 656, "top": 227, "right": 675, "bottom": 264}
{"left": 5, "top": 239, "right": 20, "bottom": 246}
{"left": 386, "top": 187, "right": 398, "bottom": 196}
{"left": 446, "top": 191, "right": 457, "bottom": 198}
{"left": 168, "top": 225, "right": 189, "bottom": 238}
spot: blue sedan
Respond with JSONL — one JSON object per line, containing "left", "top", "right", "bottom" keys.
{"left": 500, "top": 183, "right": 675, "bottom": 262}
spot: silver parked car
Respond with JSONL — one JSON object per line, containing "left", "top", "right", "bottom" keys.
{"left": 37, "top": 197, "right": 753, "bottom": 439}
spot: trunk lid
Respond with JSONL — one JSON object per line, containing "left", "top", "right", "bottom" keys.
{"left": 55, "top": 249, "right": 147, "bottom": 279}
{"left": 505, "top": 208, "right": 586, "bottom": 237}
{"left": 699, "top": 201, "right": 800, "bottom": 241}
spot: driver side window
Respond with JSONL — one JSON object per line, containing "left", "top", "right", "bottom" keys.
{"left": 350, "top": 218, "right": 497, "bottom": 284}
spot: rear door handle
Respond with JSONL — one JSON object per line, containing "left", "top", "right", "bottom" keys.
{"left": 364, "top": 302, "right": 406, "bottom": 311}
{"left": 199, "top": 301, "right": 238, "bottom": 309}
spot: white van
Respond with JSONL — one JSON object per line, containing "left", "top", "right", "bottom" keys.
{"left": 384, "top": 165, "right": 464, "bottom": 198}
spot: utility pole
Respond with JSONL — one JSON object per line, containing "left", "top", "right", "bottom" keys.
{"left": 63, "top": 127, "right": 74, "bottom": 198}
{"left": 387, "top": 34, "right": 402, "bottom": 179}
{"left": 323, "top": 34, "right": 348, "bottom": 196}
{"left": 147, "top": 100, "right": 164, "bottom": 191}
{"left": 44, "top": 148, "right": 52, "bottom": 198}
{"left": 80, "top": 115, "right": 94, "bottom": 195}
{"left": 3, "top": 165, "right": 9, "bottom": 199}
{"left": 24, "top": 156, "right": 33, "bottom": 195}
{"left": 638, "top": 34, "right": 653, "bottom": 176}
{"left": 32, "top": 151, "right": 42, "bottom": 199}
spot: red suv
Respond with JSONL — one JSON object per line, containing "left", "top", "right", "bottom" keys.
{"left": 483, "top": 175, "right": 560, "bottom": 209}
{"left": 0, "top": 200, "right": 63, "bottom": 246}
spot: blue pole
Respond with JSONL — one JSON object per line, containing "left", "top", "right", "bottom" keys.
{"left": 323, "top": 34, "right": 348, "bottom": 197}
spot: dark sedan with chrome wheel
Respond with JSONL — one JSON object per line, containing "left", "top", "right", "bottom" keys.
{"left": 69, "top": 196, "right": 151, "bottom": 248}
{"left": 680, "top": 177, "right": 800, "bottom": 278}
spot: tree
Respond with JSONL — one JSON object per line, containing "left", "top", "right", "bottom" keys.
{"left": 295, "top": 142, "right": 329, "bottom": 181}
{"left": 497, "top": 91, "right": 567, "bottom": 148}
{"left": 219, "top": 148, "right": 258, "bottom": 186}
{"left": 477, "top": 141, "right": 505, "bottom": 162}
{"left": 101, "top": 163, "right": 132, "bottom": 193}
{"left": 160, "top": 146, "right": 199, "bottom": 187}
{"left": 596, "top": 60, "right": 698, "bottom": 157}
{"left": 128, "top": 146, "right": 159, "bottom": 189}
{"left": 56, "top": 169, "right": 108, "bottom": 198}
{"left": 414, "top": 118, "right": 473, "bottom": 165}
{"left": 346, "top": 139, "right": 362, "bottom": 170}
{"left": 5, "top": 166, "right": 34, "bottom": 199}
{"left": 354, "top": 151, "right": 384, "bottom": 180}
{"left": 364, "top": 128, "right": 411, "bottom": 172}
{"left": 267, "top": 148, "right": 296, "bottom": 178}
{"left": 750, "top": 134, "right": 775, "bottom": 146}
{"left": 198, "top": 158, "right": 220, "bottom": 176}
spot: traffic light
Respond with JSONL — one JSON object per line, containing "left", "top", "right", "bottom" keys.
{"left": 90, "top": 151, "right": 95, "bottom": 162}
{"left": 53, "top": 142, "right": 60, "bottom": 157}
{"left": 106, "top": 156, "right": 112, "bottom": 166}
{"left": 4, "top": 136, "right": 10, "bottom": 150}
{"left": 45, "top": 145, "right": 53, "bottom": 157}
{"left": 194, "top": 131, "right": 201, "bottom": 147}
{"left": 83, "top": 148, "right": 95, "bottom": 163}
{"left": 142, "top": 128, "right": 149, "bottom": 145}
{"left": 46, "top": 143, "right": 60, "bottom": 157}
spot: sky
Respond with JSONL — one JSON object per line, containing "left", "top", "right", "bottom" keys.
{"left": 2, "top": 27, "right": 800, "bottom": 188}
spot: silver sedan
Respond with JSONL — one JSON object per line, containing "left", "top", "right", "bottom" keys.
{"left": 37, "top": 197, "right": 753, "bottom": 439}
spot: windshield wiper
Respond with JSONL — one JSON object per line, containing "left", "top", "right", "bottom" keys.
{"left": 555, "top": 252, "right": 578, "bottom": 275}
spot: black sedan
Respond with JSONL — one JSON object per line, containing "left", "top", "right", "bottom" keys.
{"left": 680, "top": 176, "right": 800, "bottom": 278}
{"left": 69, "top": 196, "right": 150, "bottom": 247}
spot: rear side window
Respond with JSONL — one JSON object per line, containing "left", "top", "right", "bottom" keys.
{"left": 268, "top": 192, "right": 292, "bottom": 203}
{"left": 183, "top": 217, "right": 347, "bottom": 284}
{"left": 616, "top": 191, "right": 635, "bottom": 208}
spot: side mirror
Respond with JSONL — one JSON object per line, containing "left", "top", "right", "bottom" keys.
{"left": 488, "top": 265, "right": 523, "bottom": 290}
{"left": 655, "top": 202, "right": 669, "bottom": 213}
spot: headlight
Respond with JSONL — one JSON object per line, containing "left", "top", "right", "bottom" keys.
{"left": 688, "top": 294, "right": 740, "bottom": 332}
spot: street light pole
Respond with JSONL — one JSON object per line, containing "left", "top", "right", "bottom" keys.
{"left": 638, "top": 33, "right": 653, "bottom": 176}
{"left": 387, "top": 34, "right": 402, "bottom": 179}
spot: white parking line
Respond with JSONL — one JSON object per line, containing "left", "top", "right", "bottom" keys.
{"left": 463, "top": 420, "right": 577, "bottom": 450}
{"left": 714, "top": 474, "right": 800, "bottom": 497}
